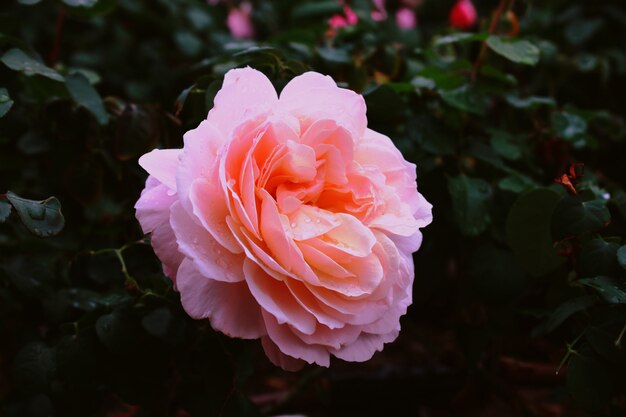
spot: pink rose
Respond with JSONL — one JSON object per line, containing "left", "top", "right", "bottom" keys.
{"left": 227, "top": 1, "right": 254, "bottom": 39}
{"left": 449, "top": 0, "right": 477, "bottom": 30}
{"left": 135, "top": 68, "right": 432, "bottom": 370}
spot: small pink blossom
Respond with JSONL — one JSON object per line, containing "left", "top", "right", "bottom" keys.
{"left": 329, "top": 6, "right": 359, "bottom": 31}
{"left": 395, "top": 7, "right": 417, "bottom": 30}
{"left": 227, "top": 1, "right": 254, "bottom": 39}
{"left": 344, "top": 6, "right": 358, "bottom": 25}
{"left": 328, "top": 14, "right": 349, "bottom": 30}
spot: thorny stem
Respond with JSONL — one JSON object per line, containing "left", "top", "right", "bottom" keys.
{"left": 472, "top": 0, "right": 517, "bottom": 81}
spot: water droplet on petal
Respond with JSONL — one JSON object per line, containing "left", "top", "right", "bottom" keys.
{"left": 290, "top": 222, "right": 297, "bottom": 228}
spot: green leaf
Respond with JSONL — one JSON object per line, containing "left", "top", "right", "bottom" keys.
{"left": 410, "top": 76, "right": 436, "bottom": 92}
{"left": 586, "top": 321, "right": 626, "bottom": 365}
{"left": 141, "top": 307, "right": 185, "bottom": 344}
{"left": 174, "top": 31, "right": 203, "bottom": 57}
{"left": 506, "top": 188, "right": 564, "bottom": 277}
{"left": 56, "top": 288, "right": 131, "bottom": 311}
{"left": 505, "top": 95, "right": 555, "bottom": 109}
{"left": 551, "top": 196, "right": 610, "bottom": 240}
{"left": 66, "top": 72, "right": 109, "bottom": 125}
{"left": 578, "top": 239, "right": 620, "bottom": 278}
{"left": 433, "top": 32, "right": 488, "bottom": 46}
{"left": 439, "top": 85, "right": 489, "bottom": 116}
{"left": 317, "top": 46, "right": 352, "bottom": 64}
{"left": 14, "top": 342, "right": 56, "bottom": 393}
{"left": 6, "top": 191, "right": 65, "bottom": 237}
{"left": 567, "top": 353, "right": 613, "bottom": 412}
{"left": 141, "top": 307, "right": 174, "bottom": 338}
{"left": 0, "top": 200, "right": 11, "bottom": 221}
{"left": 489, "top": 129, "right": 522, "bottom": 160}
{"left": 551, "top": 111, "right": 587, "bottom": 140}
{"left": 448, "top": 175, "right": 493, "bottom": 236}
{"left": 565, "top": 18, "right": 603, "bottom": 46}
{"left": 96, "top": 308, "right": 141, "bottom": 355}
{"left": 408, "top": 115, "right": 456, "bottom": 156}
{"left": 486, "top": 36, "right": 540, "bottom": 66}
{"left": 579, "top": 276, "right": 626, "bottom": 304}
{"left": 617, "top": 246, "right": 626, "bottom": 270}
{"left": 4, "top": 256, "right": 55, "bottom": 299}
{"left": 1, "top": 48, "right": 64, "bottom": 82}
{"left": 0, "top": 87, "right": 14, "bottom": 117}
{"left": 542, "top": 295, "right": 598, "bottom": 334}
{"left": 498, "top": 174, "right": 536, "bottom": 193}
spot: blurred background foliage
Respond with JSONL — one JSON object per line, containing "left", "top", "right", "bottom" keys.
{"left": 1, "top": 0, "right": 626, "bottom": 416}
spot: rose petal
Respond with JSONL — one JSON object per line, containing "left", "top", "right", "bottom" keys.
{"left": 138, "top": 149, "right": 181, "bottom": 191}
{"left": 244, "top": 259, "right": 317, "bottom": 335}
{"left": 262, "top": 310, "right": 330, "bottom": 366}
{"left": 189, "top": 177, "right": 242, "bottom": 254}
{"left": 279, "top": 72, "right": 367, "bottom": 138}
{"left": 177, "top": 259, "right": 265, "bottom": 339}
{"left": 170, "top": 202, "right": 245, "bottom": 282}
{"left": 288, "top": 205, "right": 341, "bottom": 241}
{"left": 261, "top": 336, "right": 306, "bottom": 371}
{"left": 135, "top": 179, "right": 176, "bottom": 233}
{"left": 135, "top": 180, "right": 183, "bottom": 281}
{"left": 330, "top": 328, "right": 399, "bottom": 362}
{"left": 208, "top": 67, "right": 278, "bottom": 138}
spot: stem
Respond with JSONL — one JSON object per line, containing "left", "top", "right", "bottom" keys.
{"left": 614, "top": 321, "right": 626, "bottom": 348}
{"left": 87, "top": 240, "right": 147, "bottom": 291}
{"left": 49, "top": 7, "right": 66, "bottom": 67}
{"left": 471, "top": 0, "right": 516, "bottom": 81}
{"left": 556, "top": 331, "right": 585, "bottom": 375}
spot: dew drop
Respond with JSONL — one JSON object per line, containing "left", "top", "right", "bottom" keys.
{"left": 290, "top": 222, "right": 297, "bottom": 228}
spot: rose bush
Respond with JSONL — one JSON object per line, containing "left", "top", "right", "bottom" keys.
{"left": 135, "top": 67, "right": 432, "bottom": 370}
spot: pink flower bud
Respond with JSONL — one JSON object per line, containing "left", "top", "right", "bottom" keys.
{"left": 395, "top": 7, "right": 416, "bottom": 30}
{"left": 449, "top": 0, "right": 477, "bottom": 30}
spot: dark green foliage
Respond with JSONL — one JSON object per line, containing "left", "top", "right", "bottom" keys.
{"left": 1, "top": 0, "right": 626, "bottom": 416}
{"left": 506, "top": 188, "right": 564, "bottom": 277}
